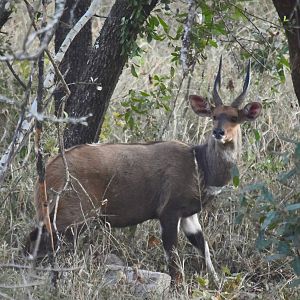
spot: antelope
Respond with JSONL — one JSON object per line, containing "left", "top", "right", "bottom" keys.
{"left": 27, "top": 58, "right": 262, "bottom": 284}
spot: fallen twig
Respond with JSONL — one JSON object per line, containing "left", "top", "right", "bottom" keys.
{"left": 0, "top": 263, "right": 83, "bottom": 272}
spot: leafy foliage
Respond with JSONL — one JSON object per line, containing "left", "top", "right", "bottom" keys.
{"left": 238, "top": 140, "right": 300, "bottom": 286}
{"left": 117, "top": 72, "right": 172, "bottom": 139}
{"left": 118, "top": 0, "right": 291, "bottom": 142}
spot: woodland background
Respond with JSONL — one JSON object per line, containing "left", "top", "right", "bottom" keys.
{"left": 0, "top": 0, "right": 299, "bottom": 299}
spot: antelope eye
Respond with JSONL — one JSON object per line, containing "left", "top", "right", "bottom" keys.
{"left": 231, "top": 116, "right": 238, "bottom": 123}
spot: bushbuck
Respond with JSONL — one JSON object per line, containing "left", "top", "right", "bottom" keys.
{"left": 27, "top": 58, "right": 262, "bottom": 284}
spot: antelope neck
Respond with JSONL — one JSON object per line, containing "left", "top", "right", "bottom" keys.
{"left": 193, "top": 128, "right": 242, "bottom": 187}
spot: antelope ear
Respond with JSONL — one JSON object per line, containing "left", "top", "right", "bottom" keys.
{"left": 189, "top": 95, "right": 212, "bottom": 117}
{"left": 239, "top": 102, "right": 262, "bottom": 122}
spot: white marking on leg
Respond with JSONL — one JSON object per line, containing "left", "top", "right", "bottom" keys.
{"left": 164, "top": 249, "right": 170, "bottom": 263}
{"left": 177, "top": 217, "right": 181, "bottom": 233}
{"left": 181, "top": 214, "right": 202, "bottom": 235}
{"left": 204, "top": 240, "right": 220, "bottom": 286}
{"left": 181, "top": 214, "right": 220, "bottom": 286}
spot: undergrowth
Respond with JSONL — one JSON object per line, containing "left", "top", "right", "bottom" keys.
{"left": 0, "top": 0, "right": 299, "bottom": 299}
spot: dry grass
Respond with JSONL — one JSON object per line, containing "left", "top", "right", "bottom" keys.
{"left": 0, "top": 0, "right": 299, "bottom": 299}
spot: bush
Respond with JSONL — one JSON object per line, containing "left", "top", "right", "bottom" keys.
{"left": 238, "top": 139, "right": 300, "bottom": 287}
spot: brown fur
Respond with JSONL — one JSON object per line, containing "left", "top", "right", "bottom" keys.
{"left": 38, "top": 141, "right": 203, "bottom": 230}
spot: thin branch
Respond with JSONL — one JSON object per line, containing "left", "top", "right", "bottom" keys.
{"left": 44, "top": 0, "right": 102, "bottom": 89}
{"left": 0, "top": 0, "right": 65, "bottom": 61}
{"left": 159, "top": 77, "right": 185, "bottom": 139}
{"left": 0, "top": 282, "right": 45, "bottom": 289}
{"left": 22, "top": 0, "right": 39, "bottom": 54}
{"left": 0, "top": 263, "right": 82, "bottom": 272}
{"left": 30, "top": 111, "right": 92, "bottom": 125}
{"left": 0, "top": 291, "right": 14, "bottom": 300}
{"left": 0, "top": 95, "right": 20, "bottom": 106}
{"left": 180, "top": 0, "right": 196, "bottom": 76}
{"left": 93, "top": 14, "right": 108, "bottom": 19}
{"left": 30, "top": 222, "right": 43, "bottom": 261}
{"left": 0, "top": 94, "right": 90, "bottom": 124}
{"left": 5, "top": 61, "right": 27, "bottom": 90}
{"left": 182, "top": 61, "right": 196, "bottom": 118}
{"left": 0, "top": 0, "right": 101, "bottom": 186}
{"left": 0, "top": 62, "right": 36, "bottom": 186}
{"left": 218, "top": 10, "right": 266, "bottom": 68}
{"left": 227, "top": 1, "right": 280, "bottom": 28}
{"left": 236, "top": 8, "right": 271, "bottom": 47}
{"left": 24, "top": 0, "right": 70, "bottom": 96}
{"left": 34, "top": 0, "right": 54, "bottom": 252}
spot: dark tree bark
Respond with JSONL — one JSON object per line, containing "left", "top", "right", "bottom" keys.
{"left": 0, "top": 0, "right": 12, "bottom": 30}
{"left": 54, "top": 0, "right": 92, "bottom": 114}
{"left": 63, "top": 0, "right": 158, "bottom": 148}
{"left": 272, "top": 0, "right": 300, "bottom": 106}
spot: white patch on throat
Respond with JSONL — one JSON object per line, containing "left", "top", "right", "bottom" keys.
{"left": 212, "top": 134, "right": 226, "bottom": 144}
{"left": 206, "top": 186, "right": 224, "bottom": 196}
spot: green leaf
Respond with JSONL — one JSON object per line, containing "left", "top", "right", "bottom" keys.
{"left": 288, "top": 278, "right": 300, "bottom": 287}
{"left": 148, "top": 15, "right": 159, "bottom": 28}
{"left": 286, "top": 203, "right": 300, "bottom": 211}
{"left": 131, "top": 64, "right": 138, "bottom": 78}
{"left": 212, "top": 22, "right": 227, "bottom": 35}
{"left": 295, "top": 143, "right": 300, "bottom": 158}
{"left": 278, "top": 55, "right": 290, "bottom": 69}
{"left": 127, "top": 116, "right": 134, "bottom": 130}
{"left": 278, "top": 169, "right": 297, "bottom": 183}
{"left": 201, "top": 3, "right": 213, "bottom": 23}
{"left": 241, "top": 182, "right": 265, "bottom": 193}
{"left": 208, "top": 39, "right": 218, "bottom": 48}
{"left": 196, "top": 276, "right": 208, "bottom": 287}
{"left": 231, "top": 6, "right": 247, "bottom": 21}
{"left": 140, "top": 91, "right": 150, "bottom": 97}
{"left": 147, "top": 34, "right": 153, "bottom": 43}
{"left": 253, "top": 129, "right": 261, "bottom": 141}
{"left": 157, "top": 15, "right": 169, "bottom": 33}
{"left": 261, "top": 211, "right": 277, "bottom": 230}
{"left": 265, "top": 254, "right": 286, "bottom": 261}
{"left": 170, "top": 66, "right": 175, "bottom": 78}
{"left": 256, "top": 233, "right": 272, "bottom": 250}
{"left": 277, "top": 241, "right": 291, "bottom": 255}
{"left": 231, "top": 165, "right": 240, "bottom": 187}
{"left": 261, "top": 187, "right": 274, "bottom": 202}
{"left": 121, "top": 100, "right": 130, "bottom": 107}
{"left": 222, "top": 265, "right": 231, "bottom": 276}
{"left": 291, "top": 256, "right": 300, "bottom": 276}
{"left": 277, "top": 68, "right": 285, "bottom": 83}
{"left": 233, "top": 176, "right": 239, "bottom": 187}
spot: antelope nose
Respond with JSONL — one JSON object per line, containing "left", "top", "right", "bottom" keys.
{"left": 213, "top": 128, "right": 225, "bottom": 139}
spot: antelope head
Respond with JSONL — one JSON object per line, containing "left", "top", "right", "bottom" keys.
{"left": 190, "top": 57, "right": 262, "bottom": 145}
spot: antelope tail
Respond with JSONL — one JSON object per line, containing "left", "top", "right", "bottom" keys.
{"left": 35, "top": 179, "right": 54, "bottom": 252}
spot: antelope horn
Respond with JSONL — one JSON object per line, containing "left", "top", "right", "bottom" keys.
{"left": 213, "top": 56, "right": 223, "bottom": 106}
{"left": 231, "top": 60, "right": 251, "bottom": 108}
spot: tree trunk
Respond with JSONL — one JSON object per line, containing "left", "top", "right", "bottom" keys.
{"left": 54, "top": 0, "right": 92, "bottom": 114}
{"left": 272, "top": 0, "right": 300, "bottom": 106}
{"left": 63, "top": 0, "right": 158, "bottom": 148}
